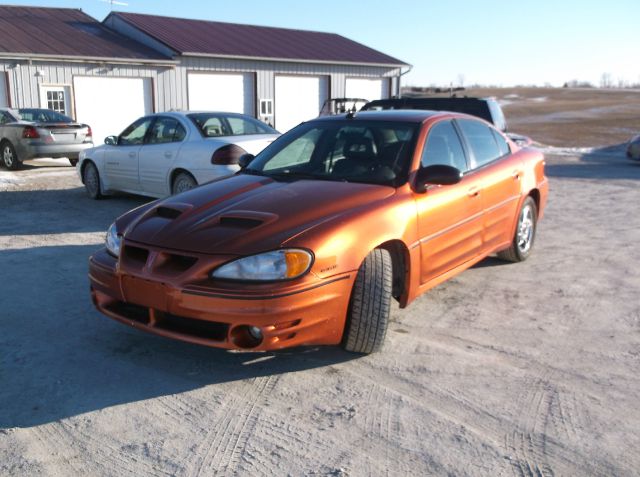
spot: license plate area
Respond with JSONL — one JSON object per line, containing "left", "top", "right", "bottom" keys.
{"left": 121, "top": 275, "right": 168, "bottom": 310}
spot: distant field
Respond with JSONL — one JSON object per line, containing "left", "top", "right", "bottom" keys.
{"left": 424, "top": 87, "right": 640, "bottom": 148}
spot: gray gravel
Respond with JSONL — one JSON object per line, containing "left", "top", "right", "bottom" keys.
{"left": 1, "top": 153, "right": 639, "bottom": 476}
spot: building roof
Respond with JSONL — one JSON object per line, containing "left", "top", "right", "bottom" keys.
{"left": 0, "top": 6, "right": 172, "bottom": 62}
{"left": 109, "top": 12, "right": 409, "bottom": 67}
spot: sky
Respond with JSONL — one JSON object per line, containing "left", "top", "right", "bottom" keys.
{"left": 6, "top": 0, "right": 639, "bottom": 87}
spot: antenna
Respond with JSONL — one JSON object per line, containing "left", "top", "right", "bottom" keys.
{"left": 99, "top": 0, "right": 129, "bottom": 10}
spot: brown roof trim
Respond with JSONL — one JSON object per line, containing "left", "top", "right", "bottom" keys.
{"left": 181, "top": 52, "right": 409, "bottom": 68}
{"left": 0, "top": 52, "right": 178, "bottom": 67}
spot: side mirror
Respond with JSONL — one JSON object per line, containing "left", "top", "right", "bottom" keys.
{"left": 414, "top": 164, "right": 462, "bottom": 193}
{"left": 104, "top": 135, "right": 118, "bottom": 146}
{"left": 238, "top": 153, "right": 255, "bottom": 169}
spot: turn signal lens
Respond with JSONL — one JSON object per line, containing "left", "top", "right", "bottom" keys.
{"left": 284, "top": 250, "right": 312, "bottom": 278}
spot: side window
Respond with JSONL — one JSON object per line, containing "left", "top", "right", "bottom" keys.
{"left": 201, "top": 117, "right": 228, "bottom": 137}
{"left": 491, "top": 129, "right": 510, "bottom": 157}
{"left": 227, "top": 117, "right": 257, "bottom": 135}
{"left": 147, "top": 117, "right": 186, "bottom": 144}
{"left": 456, "top": 119, "right": 501, "bottom": 168}
{"left": 420, "top": 121, "right": 468, "bottom": 172}
{"left": 262, "top": 128, "right": 322, "bottom": 171}
{"left": 119, "top": 117, "right": 153, "bottom": 146}
{"left": 0, "top": 112, "right": 12, "bottom": 125}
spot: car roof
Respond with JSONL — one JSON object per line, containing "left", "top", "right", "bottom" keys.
{"left": 313, "top": 109, "right": 457, "bottom": 123}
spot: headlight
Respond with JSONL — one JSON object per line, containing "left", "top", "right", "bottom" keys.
{"left": 211, "top": 249, "right": 313, "bottom": 281}
{"left": 105, "top": 222, "right": 122, "bottom": 257}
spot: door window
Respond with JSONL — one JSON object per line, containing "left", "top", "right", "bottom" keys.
{"left": 421, "top": 120, "right": 468, "bottom": 172}
{"left": 147, "top": 117, "right": 186, "bottom": 144}
{"left": 457, "top": 119, "right": 502, "bottom": 168}
{"left": 119, "top": 117, "right": 153, "bottom": 145}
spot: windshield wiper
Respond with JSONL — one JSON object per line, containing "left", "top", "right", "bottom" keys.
{"left": 262, "top": 171, "right": 342, "bottom": 182}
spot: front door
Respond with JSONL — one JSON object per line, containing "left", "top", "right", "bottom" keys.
{"left": 104, "top": 117, "right": 152, "bottom": 191}
{"left": 415, "top": 120, "right": 484, "bottom": 284}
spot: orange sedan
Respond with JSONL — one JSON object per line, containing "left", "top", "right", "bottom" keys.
{"left": 89, "top": 110, "right": 547, "bottom": 353}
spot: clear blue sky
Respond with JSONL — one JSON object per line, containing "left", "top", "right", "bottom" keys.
{"left": 7, "top": 0, "right": 639, "bottom": 87}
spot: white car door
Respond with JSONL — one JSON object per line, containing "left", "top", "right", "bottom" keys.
{"left": 104, "top": 117, "right": 153, "bottom": 191}
{"left": 138, "top": 116, "right": 187, "bottom": 196}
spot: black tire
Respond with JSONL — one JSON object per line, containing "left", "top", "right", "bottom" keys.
{"left": 497, "top": 196, "right": 537, "bottom": 262}
{"left": 82, "top": 161, "right": 103, "bottom": 200}
{"left": 69, "top": 158, "right": 78, "bottom": 167}
{"left": 172, "top": 171, "right": 197, "bottom": 195}
{"left": 1, "top": 141, "right": 20, "bottom": 170}
{"left": 342, "top": 248, "right": 393, "bottom": 354}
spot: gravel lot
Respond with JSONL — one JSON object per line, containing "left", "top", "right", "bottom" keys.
{"left": 1, "top": 146, "right": 640, "bottom": 475}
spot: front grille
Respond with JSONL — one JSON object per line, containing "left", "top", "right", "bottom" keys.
{"left": 155, "top": 253, "right": 198, "bottom": 274}
{"left": 155, "top": 311, "right": 228, "bottom": 342}
{"left": 104, "top": 300, "right": 228, "bottom": 342}
{"left": 105, "top": 301, "right": 150, "bottom": 324}
{"left": 123, "top": 245, "right": 149, "bottom": 266}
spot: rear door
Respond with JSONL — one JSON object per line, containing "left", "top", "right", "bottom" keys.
{"left": 104, "top": 117, "right": 152, "bottom": 191}
{"left": 455, "top": 119, "right": 522, "bottom": 252}
{"left": 139, "top": 116, "right": 188, "bottom": 196}
{"left": 415, "top": 120, "right": 484, "bottom": 283}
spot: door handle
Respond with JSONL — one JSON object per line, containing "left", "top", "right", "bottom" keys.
{"left": 128, "top": 152, "right": 136, "bottom": 158}
{"left": 164, "top": 151, "right": 173, "bottom": 158}
{"left": 512, "top": 170, "right": 522, "bottom": 180}
{"left": 467, "top": 187, "right": 480, "bottom": 198}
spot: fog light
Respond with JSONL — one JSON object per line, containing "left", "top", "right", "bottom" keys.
{"left": 248, "top": 326, "right": 263, "bottom": 340}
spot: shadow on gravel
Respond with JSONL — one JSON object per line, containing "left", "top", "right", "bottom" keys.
{"left": 545, "top": 143, "right": 640, "bottom": 180}
{"left": 0, "top": 187, "right": 150, "bottom": 235}
{"left": 0, "top": 244, "right": 357, "bottom": 429}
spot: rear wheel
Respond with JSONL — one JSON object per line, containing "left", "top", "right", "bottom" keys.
{"left": 342, "top": 248, "right": 392, "bottom": 354}
{"left": 497, "top": 196, "right": 537, "bottom": 262}
{"left": 1, "top": 142, "right": 19, "bottom": 170}
{"left": 172, "top": 172, "right": 197, "bottom": 195}
{"left": 83, "top": 162, "right": 103, "bottom": 200}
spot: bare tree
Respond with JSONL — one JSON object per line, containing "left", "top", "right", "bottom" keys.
{"left": 600, "top": 72, "right": 612, "bottom": 88}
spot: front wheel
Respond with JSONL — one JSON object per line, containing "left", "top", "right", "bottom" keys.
{"left": 497, "top": 196, "right": 537, "bottom": 262}
{"left": 342, "top": 248, "right": 393, "bottom": 354}
{"left": 1, "top": 142, "right": 20, "bottom": 170}
{"left": 83, "top": 162, "right": 103, "bottom": 200}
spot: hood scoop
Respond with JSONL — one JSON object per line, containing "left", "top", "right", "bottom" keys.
{"left": 154, "top": 202, "right": 194, "bottom": 220}
{"left": 219, "top": 216, "right": 264, "bottom": 229}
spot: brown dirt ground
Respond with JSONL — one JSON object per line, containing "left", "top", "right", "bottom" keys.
{"left": 423, "top": 87, "right": 640, "bottom": 148}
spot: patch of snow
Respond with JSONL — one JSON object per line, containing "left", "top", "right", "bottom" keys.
{"left": 0, "top": 171, "right": 22, "bottom": 188}
{"left": 531, "top": 96, "right": 548, "bottom": 102}
{"left": 504, "top": 94, "right": 520, "bottom": 99}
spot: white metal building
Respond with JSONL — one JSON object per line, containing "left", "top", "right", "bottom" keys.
{"left": 0, "top": 6, "right": 409, "bottom": 141}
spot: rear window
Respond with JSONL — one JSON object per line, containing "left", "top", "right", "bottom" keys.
{"left": 18, "top": 109, "right": 72, "bottom": 123}
{"left": 188, "top": 113, "right": 277, "bottom": 137}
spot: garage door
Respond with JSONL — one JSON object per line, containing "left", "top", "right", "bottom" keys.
{"left": 275, "top": 75, "right": 328, "bottom": 132}
{"left": 74, "top": 77, "right": 153, "bottom": 145}
{"left": 0, "top": 73, "right": 8, "bottom": 108}
{"left": 345, "top": 78, "right": 390, "bottom": 101}
{"left": 188, "top": 72, "right": 254, "bottom": 115}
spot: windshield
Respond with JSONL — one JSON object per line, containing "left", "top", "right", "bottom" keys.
{"left": 188, "top": 113, "right": 278, "bottom": 137}
{"left": 17, "top": 108, "right": 73, "bottom": 123}
{"left": 245, "top": 120, "right": 419, "bottom": 187}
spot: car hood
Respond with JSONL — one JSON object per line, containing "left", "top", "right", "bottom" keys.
{"left": 122, "top": 174, "right": 395, "bottom": 255}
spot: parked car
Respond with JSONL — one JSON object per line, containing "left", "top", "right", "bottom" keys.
{"left": 627, "top": 135, "right": 640, "bottom": 160}
{"left": 89, "top": 110, "right": 547, "bottom": 354}
{"left": 0, "top": 108, "right": 93, "bottom": 169}
{"left": 77, "top": 111, "right": 280, "bottom": 199}
{"left": 361, "top": 97, "right": 533, "bottom": 146}
{"left": 319, "top": 97, "right": 369, "bottom": 116}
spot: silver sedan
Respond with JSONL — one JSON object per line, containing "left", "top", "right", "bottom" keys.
{"left": 77, "top": 111, "right": 280, "bottom": 199}
{"left": 0, "top": 108, "right": 94, "bottom": 169}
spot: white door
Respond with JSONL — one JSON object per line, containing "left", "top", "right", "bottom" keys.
{"left": 0, "top": 74, "right": 8, "bottom": 108}
{"left": 39, "top": 85, "right": 72, "bottom": 116}
{"left": 345, "top": 78, "right": 390, "bottom": 101}
{"left": 188, "top": 72, "right": 254, "bottom": 115}
{"left": 73, "top": 76, "right": 153, "bottom": 146}
{"left": 275, "top": 75, "right": 329, "bottom": 133}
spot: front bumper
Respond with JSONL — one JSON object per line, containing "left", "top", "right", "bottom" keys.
{"left": 89, "top": 247, "right": 354, "bottom": 351}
